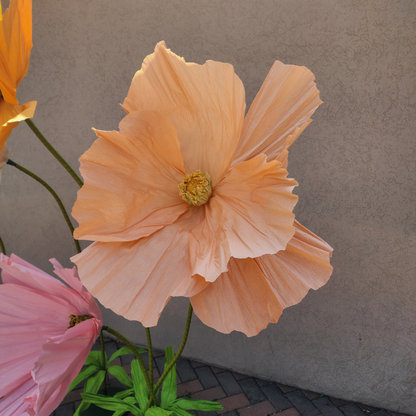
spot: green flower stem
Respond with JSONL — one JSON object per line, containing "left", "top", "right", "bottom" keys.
{"left": 145, "top": 328, "right": 154, "bottom": 384}
{"left": 99, "top": 330, "right": 108, "bottom": 394}
{"left": 153, "top": 303, "right": 194, "bottom": 394}
{"left": 103, "top": 326, "right": 159, "bottom": 406}
{"left": 0, "top": 235, "right": 5, "bottom": 254}
{"left": 7, "top": 159, "right": 81, "bottom": 254}
{"left": 25, "top": 119, "right": 83, "bottom": 188}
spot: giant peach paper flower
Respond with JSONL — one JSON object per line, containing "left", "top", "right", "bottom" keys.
{"left": 72, "top": 42, "right": 333, "bottom": 336}
{"left": 0, "top": 254, "right": 103, "bottom": 416}
{"left": 0, "top": 0, "right": 37, "bottom": 152}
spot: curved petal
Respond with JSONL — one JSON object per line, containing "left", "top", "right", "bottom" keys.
{"left": 256, "top": 220, "right": 333, "bottom": 308}
{"left": 0, "top": 142, "right": 8, "bottom": 183}
{"left": 0, "top": 377, "right": 35, "bottom": 415}
{"left": 232, "top": 61, "right": 322, "bottom": 165}
{"left": 0, "top": 0, "right": 33, "bottom": 105}
{"left": 73, "top": 111, "right": 188, "bottom": 242}
{"left": 31, "top": 319, "right": 100, "bottom": 416}
{"left": 0, "top": 99, "right": 37, "bottom": 151}
{"left": 71, "top": 210, "right": 209, "bottom": 327}
{"left": 191, "top": 221, "right": 332, "bottom": 337}
{"left": 191, "top": 257, "right": 283, "bottom": 337}
{"left": 122, "top": 41, "right": 246, "bottom": 185}
{"left": 214, "top": 154, "right": 298, "bottom": 259}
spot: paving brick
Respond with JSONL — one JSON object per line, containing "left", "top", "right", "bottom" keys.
{"left": 302, "top": 389, "right": 321, "bottom": 400}
{"left": 153, "top": 350, "right": 165, "bottom": 357}
{"left": 192, "top": 386, "right": 226, "bottom": 401}
{"left": 60, "top": 389, "right": 83, "bottom": 405}
{"left": 105, "top": 341, "right": 119, "bottom": 358}
{"left": 389, "top": 412, "right": 411, "bottom": 416}
{"left": 155, "top": 355, "right": 165, "bottom": 375}
{"left": 177, "top": 379, "right": 204, "bottom": 397}
{"left": 195, "top": 366, "right": 220, "bottom": 389}
{"left": 340, "top": 403, "right": 367, "bottom": 416}
{"left": 238, "top": 400, "right": 276, "bottom": 416}
{"left": 330, "top": 397, "right": 350, "bottom": 407}
{"left": 211, "top": 365, "right": 227, "bottom": 374}
{"left": 312, "top": 396, "right": 344, "bottom": 416}
{"left": 261, "top": 383, "right": 292, "bottom": 411}
{"left": 196, "top": 412, "right": 215, "bottom": 416}
{"left": 276, "top": 383, "right": 296, "bottom": 393}
{"left": 255, "top": 378, "right": 271, "bottom": 387}
{"left": 55, "top": 403, "right": 74, "bottom": 416}
{"left": 372, "top": 412, "right": 391, "bottom": 416}
{"left": 218, "top": 394, "right": 250, "bottom": 414}
{"left": 356, "top": 403, "right": 381, "bottom": 414}
{"left": 276, "top": 409, "right": 301, "bottom": 416}
{"left": 238, "top": 378, "right": 266, "bottom": 404}
{"left": 287, "top": 390, "right": 320, "bottom": 416}
{"left": 190, "top": 360, "right": 206, "bottom": 368}
{"left": 74, "top": 401, "right": 82, "bottom": 410}
{"left": 217, "top": 372, "right": 243, "bottom": 396}
{"left": 222, "top": 412, "right": 239, "bottom": 416}
{"left": 232, "top": 372, "right": 249, "bottom": 380}
{"left": 177, "top": 359, "right": 198, "bottom": 382}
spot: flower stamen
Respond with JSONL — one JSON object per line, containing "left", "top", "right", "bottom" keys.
{"left": 68, "top": 314, "right": 92, "bottom": 329}
{"left": 179, "top": 170, "right": 212, "bottom": 206}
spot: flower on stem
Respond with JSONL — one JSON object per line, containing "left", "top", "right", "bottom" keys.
{"left": 0, "top": 254, "right": 103, "bottom": 416}
{"left": 0, "top": 0, "right": 37, "bottom": 152}
{"left": 72, "top": 42, "right": 333, "bottom": 337}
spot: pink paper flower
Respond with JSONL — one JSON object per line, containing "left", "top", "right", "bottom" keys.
{"left": 0, "top": 254, "right": 103, "bottom": 416}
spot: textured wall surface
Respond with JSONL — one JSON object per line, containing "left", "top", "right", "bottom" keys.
{"left": 1, "top": 0, "right": 415, "bottom": 413}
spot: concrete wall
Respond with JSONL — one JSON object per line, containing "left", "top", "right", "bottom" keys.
{"left": 1, "top": 0, "right": 415, "bottom": 413}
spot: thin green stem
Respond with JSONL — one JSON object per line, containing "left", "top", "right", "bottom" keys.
{"left": 145, "top": 328, "right": 154, "bottom": 385}
{"left": 7, "top": 160, "right": 81, "bottom": 254}
{"left": 153, "top": 303, "right": 193, "bottom": 395}
{"left": 103, "top": 326, "right": 159, "bottom": 406}
{"left": 0, "top": 235, "right": 5, "bottom": 254}
{"left": 25, "top": 119, "right": 83, "bottom": 188}
{"left": 99, "top": 330, "right": 107, "bottom": 395}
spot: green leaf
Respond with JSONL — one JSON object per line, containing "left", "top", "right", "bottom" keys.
{"left": 108, "top": 346, "right": 147, "bottom": 365}
{"left": 111, "top": 397, "right": 138, "bottom": 416}
{"left": 161, "top": 345, "right": 177, "bottom": 408}
{"left": 74, "top": 370, "right": 106, "bottom": 415}
{"left": 107, "top": 366, "right": 133, "bottom": 388}
{"left": 145, "top": 408, "right": 172, "bottom": 416}
{"left": 169, "top": 407, "right": 194, "bottom": 416}
{"left": 81, "top": 392, "right": 142, "bottom": 416}
{"left": 173, "top": 398, "right": 223, "bottom": 411}
{"left": 67, "top": 365, "right": 98, "bottom": 393}
{"left": 131, "top": 360, "right": 149, "bottom": 410}
{"left": 85, "top": 350, "right": 105, "bottom": 369}
{"left": 113, "top": 388, "right": 134, "bottom": 399}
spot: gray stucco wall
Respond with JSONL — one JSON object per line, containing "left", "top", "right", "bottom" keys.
{"left": 1, "top": 0, "right": 415, "bottom": 413}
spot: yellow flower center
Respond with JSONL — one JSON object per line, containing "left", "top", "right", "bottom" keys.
{"left": 179, "top": 170, "right": 212, "bottom": 206}
{"left": 68, "top": 314, "right": 92, "bottom": 329}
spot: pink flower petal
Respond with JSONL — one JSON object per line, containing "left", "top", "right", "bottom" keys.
{"left": 0, "top": 377, "right": 35, "bottom": 415}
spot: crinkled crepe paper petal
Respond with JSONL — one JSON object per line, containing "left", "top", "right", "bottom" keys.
{"left": 72, "top": 209, "right": 209, "bottom": 327}
{"left": 0, "top": 141, "right": 8, "bottom": 183}
{"left": 122, "top": 41, "right": 246, "bottom": 185}
{"left": 213, "top": 154, "right": 298, "bottom": 259}
{"left": 0, "top": 99, "right": 36, "bottom": 151}
{"left": 73, "top": 111, "right": 188, "bottom": 243}
{"left": 0, "top": 0, "right": 32, "bottom": 106}
{"left": 232, "top": 61, "right": 322, "bottom": 166}
{"left": 191, "top": 221, "right": 333, "bottom": 337}
{"left": 0, "top": 377, "right": 35, "bottom": 415}
{"left": 31, "top": 320, "right": 100, "bottom": 416}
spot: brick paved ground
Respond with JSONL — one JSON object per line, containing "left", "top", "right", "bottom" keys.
{"left": 55, "top": 337, "right": 410, "bottom": 416}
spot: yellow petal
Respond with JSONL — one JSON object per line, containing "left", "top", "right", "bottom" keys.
{"left": 0, "top": 0, "right": 33, "bottom": 105}
{"left": 73, "top": 111, "right": 188, "bottom": 242}
{"left": 122, "top": 41, "right": 246, "bottom": 185}
{"left": 233, "top": 61, "right": 322, "bottom": 165}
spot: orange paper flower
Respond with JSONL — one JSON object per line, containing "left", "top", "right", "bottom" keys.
{"left": 0, "top": 0, "right": 37, "bottom": 152}
{"left": 72, "top": 42, "right": 333, "bottom": 336}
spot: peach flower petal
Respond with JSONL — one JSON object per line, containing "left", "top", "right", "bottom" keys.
{"left": 232, "top": 61, "right": 322, "bottom": 165}
{"left": 72, "top": 210, "right": 209, "bottom": 327}
{"left": 122, "top": 41, "right": 246, "bottom": 185}
{"left": 214, "top": 154, "right": 298, "bottom": 259}
{"left": 0, "top": 0, "right": 33, "bottom": 106}
{"left": 191, "top": 221, "right": 333, "bottom": 337}
{"left": 0, "top": 99, "right": 37, "bottom": 151}
{"left": 73, "top": 111, "right": 188, "bottom": 242}
{"left": 191, "top": 257, "right": 283, "bottom": 337}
